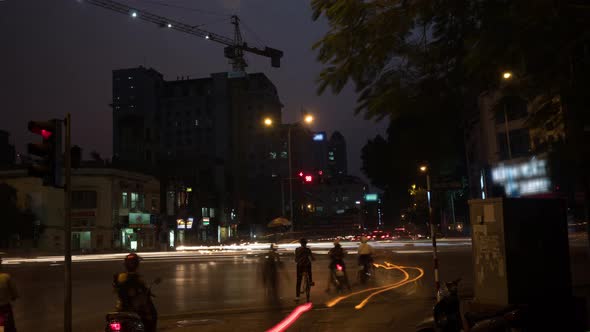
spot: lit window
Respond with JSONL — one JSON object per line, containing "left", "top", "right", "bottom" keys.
{"left": 128, "top": 76, "right": 132, "bottom": 80}
{"left": 269, "top": 152, "right": 277, "bottom": 159}
{"left": 280, "top": 151, "right": 288, "bottom": 159}
{"left": 210, "top": 208, "right": 215, "bottom": 218}
{"left": 201, "top": 207, "right": 209, "bottom": 217}
{"left": 122, "top": 193, "right": 128, "bottom": 208}
{"left": 130, "top": 86, "right": 134, "bottom": 89}
{"left": 194, "top": 119, "right": 199, "bottom": 126}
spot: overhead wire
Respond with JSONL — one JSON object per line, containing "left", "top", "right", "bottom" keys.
{"left": 130, "top": 0, "right": 229, "bottom": 17}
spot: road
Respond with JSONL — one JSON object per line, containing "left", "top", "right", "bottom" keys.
{"left": 2, "top": 237, "right": 587, "bottom": 332}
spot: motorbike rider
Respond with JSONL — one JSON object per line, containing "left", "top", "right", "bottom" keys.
{"left": 294, "top": 238, "right": 314, "bottom": 301}
{"left": 326, "top": 239, "right": 350, "bottom": 292}
{"left": 0, "top": 257, "right": 18, "bottom": 332}
{"left": 113, "top": 253, "right": 157, "bottom": 332}
{"left": 261, "top": 244, "right": 281, "bottom": 303}
{"left": 357, "top": 236, "right": 375, "bottom": 270}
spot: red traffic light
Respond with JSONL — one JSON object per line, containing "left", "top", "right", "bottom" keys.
{"left": 318, "top": 170, "right": 323, "bottom": 175}
{"left": 305, "top": 175, "right": 313, "bottom": 182}
{"left": 28, "top": 121, "right": 56, "bottom": 140}
{"left": 298, "top": 172, "right": 304, "bottom": 177}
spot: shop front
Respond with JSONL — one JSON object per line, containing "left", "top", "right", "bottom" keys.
{"left": 121, "top": 212, "right": 156, "bottom": 251}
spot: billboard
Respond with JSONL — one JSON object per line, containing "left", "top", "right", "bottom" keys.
{"left": 129, "top": 213, "right": 151, "bottom": 225}
{"left": 313, "top": 132, "right": 326, "bottom": 141}
{"left": 491, "top": 156, "right": 550, "bottom": 197}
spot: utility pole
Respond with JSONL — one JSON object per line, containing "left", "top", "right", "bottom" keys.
{"left": 64, "top": 113, "right": 72, "bottom": 332}
{"left": 287, "top": 126, "right": 294, "bottom": 232}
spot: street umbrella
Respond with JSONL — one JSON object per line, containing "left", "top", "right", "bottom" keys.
{"left": 267, "top": 217, "right": 291, "bottom": 228}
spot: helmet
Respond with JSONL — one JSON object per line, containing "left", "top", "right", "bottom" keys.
{"left": 360, "top": 236, "right": 368, "bottom": 243}
{"left": 299, "top": 238, "right": 308, "bottom": 246}
{"left": 124, "top": 253, "right": 141, "bottom": 272}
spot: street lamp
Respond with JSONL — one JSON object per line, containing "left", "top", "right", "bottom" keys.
{"left": 419, "top": 163, "right": 440, "bottom": 300}
{"left": 263, "top": 113, "right": 315, "bottom": 232}
{"left": 500, "top": 71, "right": 514, "bottom": 159}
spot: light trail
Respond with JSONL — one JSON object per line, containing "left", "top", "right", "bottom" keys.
{"left": 325, "top": 261, "right": 425, "bottom": 310}
{"left": 265, "top": 302, "right": 313, "bottom": 332}
{"left": 325, "top": 262, "right": 410, "bottom": 307}
{"left": 354, "top": 262, "right": 424, "bottom": 309}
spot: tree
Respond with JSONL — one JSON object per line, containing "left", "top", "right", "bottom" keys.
{"left": 313, "top": 0, "right": 590, "bottom": 232}
{"left": 0, "top": 183, "right": 36, "bottom": 247}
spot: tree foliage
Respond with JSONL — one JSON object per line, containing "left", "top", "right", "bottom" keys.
{"left": 311, "top": 0, "right": 589, "bottom": 123}
{"left": 0, "top": 183, "right": 36, "bottom": 247}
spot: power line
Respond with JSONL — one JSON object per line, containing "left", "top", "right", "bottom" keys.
{"left": 132, "top": 0, "right": 228, "bottom": 18}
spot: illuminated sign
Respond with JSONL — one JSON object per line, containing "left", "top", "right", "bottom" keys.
{"left": 129, "top": 213, "right": 151, "bottom": 225}
{"left": 186, "top": 217, "right": 194, "bottom": 229}
{"left": 202, "top": 217, "right": 210, "bottom": 226}
{"left": 491, "top": 157, "right": 550, "bottom": 197}
{"left": 313, "top": 132, "right": 325, "bottom": 141}
{"left": 177, "top": 219, "right": 186, "bottom": 229}
{"left": 365, "top": 194, "right": 378, "bottom": 202}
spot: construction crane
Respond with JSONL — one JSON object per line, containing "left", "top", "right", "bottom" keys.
{"left": 81, "top": 0, "right": 283, "bottom": 75}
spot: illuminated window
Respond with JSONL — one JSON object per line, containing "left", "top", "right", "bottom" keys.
{"left": 194, "top": 119, "right": 199, "bottom": 126}
{"left": 121, "top": 193, "right": 128, "bottom": 208}
{"left": 130, "top": 86, "right": 134, "bottom": 89}
{"left": 280, "top": 151, "right": 288, "bottom": 159}
{"left": 269, "top": 152, "right": 277, "bottom": 159}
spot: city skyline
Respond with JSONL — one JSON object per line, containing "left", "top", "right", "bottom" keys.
{"left": 0, "top": 0, "right": 388, "bottom": 179}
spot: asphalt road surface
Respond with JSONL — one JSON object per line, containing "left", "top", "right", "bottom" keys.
{"left": 2, "top": 237, "right": 587, "bottom": 332}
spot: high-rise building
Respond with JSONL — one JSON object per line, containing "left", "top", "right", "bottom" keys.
{"left": 327, "top": 131, "right": 348, "bottom": 176}
{"left": 0, "top": 130, "right": 15, "bottom": 168}
{"left": 112, "top": 67, "right": 283, "bottom": 240}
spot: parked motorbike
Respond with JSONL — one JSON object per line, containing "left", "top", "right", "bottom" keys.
{"left": 415, "top": 279, "right": 462, "bottom": 332}
{"left": 466, "top": 305, "right": 528, "bottom": 332}
{"left": 105, "top": 277, "right": 161, "bottom": 332}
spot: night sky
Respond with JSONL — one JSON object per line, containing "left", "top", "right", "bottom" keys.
{"left": 0, "top": 0, "right": 387, "bottom": 179}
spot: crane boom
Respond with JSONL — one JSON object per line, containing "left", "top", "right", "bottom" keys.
{"left": 82, "top": 0, "right": 283, "bottom": 72}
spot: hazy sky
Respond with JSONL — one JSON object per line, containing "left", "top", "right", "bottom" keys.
{"left": 0, "top": 0, "right": 388, "bottom": 178}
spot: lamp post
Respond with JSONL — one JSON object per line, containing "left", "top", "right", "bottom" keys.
{"left": 264, "top": 113, "right": 314, "bottom": 233}
{"left": 501, "top": 71, "right": 513, "bottom": 159}
{"left": 420, "top": 164, "right": 440, "bottom": 300}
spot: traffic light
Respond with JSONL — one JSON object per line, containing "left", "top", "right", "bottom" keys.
{"left": 27, "top": 120, "right": 62, "bottom": 187}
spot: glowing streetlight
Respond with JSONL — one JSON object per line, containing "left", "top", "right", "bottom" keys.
{"left": 502, "top": 71, "right": 513, "bottom": 80}
{"left": 167, "top": 23, "right": 173, "bottom": 28}
{"left": 304, "top": 114, "right": 314, "bottom": 124}
{"left": 130, "top": 11, "right": 138, "bottom": 18}
{"left": 263, "top": 117, "right": 273, "bottom": 127}
{"left": 419, "top": 165, "right": 428, "bottom": 173}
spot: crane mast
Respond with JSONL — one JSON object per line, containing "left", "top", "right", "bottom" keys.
{"left": 82, "top": 0, "right": 283, "bottom": 74}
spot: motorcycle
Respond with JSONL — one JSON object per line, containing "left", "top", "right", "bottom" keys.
{"left": 415, "top": 279, "right": 462, "bottom": 332}
{"left": 416, "top": 278, "right": 529, "bottom": 332}
{"left": 331, "top": 263, "right": 349, "bottom": 293}
{"left": 0, "top": 304, "right": 16, "bottom": 332}
{"left": 105, "top": 277, "right": 161, "bottom": 332}
{"left": 466, "top": 305, "right": 528, "bottom": 332}
{"left": 358, "top": 256, "right": 374, "bottom": 285}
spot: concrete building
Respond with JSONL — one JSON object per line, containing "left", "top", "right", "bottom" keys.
{"left": 327, "top": 131, "right": 348, "bottom": 176}
{"left": 0, "top": 130, "right": 15, "bottom": 168}
{"left": 0, "top": 168, "right": 160, "bottom": 252}
{"left": 112, "top": 67, "right": 283, "bottom": 242}
{"left": 300, "top": 175, "right": 368, "bottom": 232}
